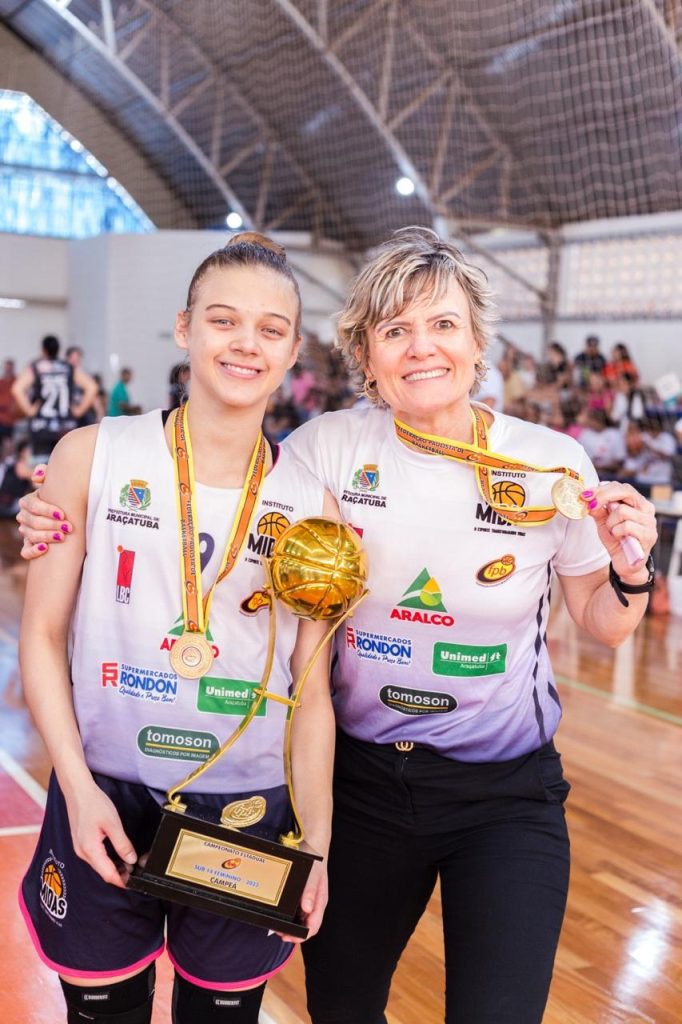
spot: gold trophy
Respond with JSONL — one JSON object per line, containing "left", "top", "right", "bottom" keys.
{"left": 127, "top": 518, "right": 368, "bottom": 938}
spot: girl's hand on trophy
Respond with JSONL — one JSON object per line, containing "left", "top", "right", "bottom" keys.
{"left": 275, "top": 860, "right": 328, "bottom": 944}
{"left": 65, "top": 781, "right": 137, "bottom": 888}
{"left": 16, "top": 466, "right": 72, "bottom": 559}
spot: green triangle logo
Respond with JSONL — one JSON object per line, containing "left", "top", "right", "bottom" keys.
{"left": 398, "top": 569, "right": 447, "bottom": 611}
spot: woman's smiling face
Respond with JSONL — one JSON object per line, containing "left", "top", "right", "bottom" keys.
{"left": 365, "top": 277, "right": 481, "bottom": 426}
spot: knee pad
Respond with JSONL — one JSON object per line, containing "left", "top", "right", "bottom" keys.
{"left": 60, "top": 963, "right": 155, "bottom": 1023}
{"left": 171, "top": 973, "right": 265, "bottom": 1024}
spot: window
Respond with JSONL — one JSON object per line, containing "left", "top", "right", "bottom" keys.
{"left": 0, "top": 91, "right": 154, "bottom": 239}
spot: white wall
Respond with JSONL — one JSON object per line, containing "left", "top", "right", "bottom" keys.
{"left": 0, "top": 234, "right": 68, "bottom": 365}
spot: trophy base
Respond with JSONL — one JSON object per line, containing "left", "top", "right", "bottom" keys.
{"left": 127, "top": 806, "right": 321, "bottom": 939}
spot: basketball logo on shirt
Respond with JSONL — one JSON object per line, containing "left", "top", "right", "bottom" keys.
{"left": 491, "top": 480, "right": 526, "bottom": 507}
{"left": 247, "top": 511, "right": 291, "bottom": 559}
{"left": 39, "top": 854, "right": 68, "bottom": 921}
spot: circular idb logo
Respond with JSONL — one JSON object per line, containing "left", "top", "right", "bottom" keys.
{"left": 39, "top": 855, "right": 68, "bottom": 921}
{"left": 380, "top": 684, "right": 457, "bottom": 716}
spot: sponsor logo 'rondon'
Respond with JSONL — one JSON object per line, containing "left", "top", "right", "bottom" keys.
{"left": 476, "top": 554, "right": 516, "bottom": 585}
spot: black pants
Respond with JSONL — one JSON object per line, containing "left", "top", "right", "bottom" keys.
{"left": 303, "top": 731, "right": 571, "bottom": 1024}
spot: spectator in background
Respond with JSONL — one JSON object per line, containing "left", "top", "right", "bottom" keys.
{"left": 169, "top": 362, "right": 190, "bottom": 409}
{"left": 0, "top": 438, "right": 32, "bottom": 517}
{"left": 289, "top": 362, "right": 317, "bottom": 419}
{"left": 675, "top": 416, "right": 682, "bottom": 448}
{"left": 500, "top": 349, "right": 529, "bottom": 411}
{"left": 91, "top": 374, "right": 107, "bottom": 422}
{"left": 604, "top": 343, "right": 639, "bottom": 385}
{"left": 544, "top": 342, "right": 572, "bottom": 390}
{"left": 621, "top": 415, "right": 676, "bottom": 497}
{"left": 574, "top": 335, "right": 606, "bottom": 388}
{"left": 577, "top": 408, "right": 626, "bottom": 475}
{"left": 0, "top": 358, "right": 18, "bottom": 457}
{"left": 12, "top": 335, "right": 97, "bottom": 458}
{"left": 585, "top": 371, "right": 613, "bottom": 413}
{"left": 107, "top": 367, "right": 138, "bottom": 417}
{"left": 610, "top": 372, "right": 645, "bottom": 431}
{"left": 526, "top": 364, "right": 562, "bottom": 425}
{"left": 517, "top": 352, "right": 537, "bottom": 392}
{"left": 66, "top": 346, "right": 98, "bottom": 427}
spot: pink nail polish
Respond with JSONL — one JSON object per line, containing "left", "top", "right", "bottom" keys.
{"left": 52, "top": 533, "right": 63, "bottom": 541}
{"left": 588, "top": 499, "right": 598, "bottom": 510}
{"left": 52, "top": 510, "right": 62, "bottom": 521}
{"left": 60, "top": 523, "right": 70, "bottom": 533}
{"left": 581, "top": 490, "right": 593, "bottom": 498}
{"left": 34, "top": 469, "right": 45, "bottom": 477}
{"left": 37, "top": 544, "right": 47, "bottom": 552}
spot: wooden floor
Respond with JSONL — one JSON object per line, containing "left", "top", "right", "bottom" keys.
{"left": 1, "top": 519, "right": 681, "bottom": 1023}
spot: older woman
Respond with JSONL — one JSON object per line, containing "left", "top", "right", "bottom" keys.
{"left": 17, "top": 229, "right": 657, "bottom": 1024}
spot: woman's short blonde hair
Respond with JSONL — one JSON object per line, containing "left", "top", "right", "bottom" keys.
{"left": 337, "top": 226, "right": 497, "bottom": 405}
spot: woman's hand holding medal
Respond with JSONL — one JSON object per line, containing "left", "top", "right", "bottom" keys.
{"left": 579, "top": 481, "right": 657, "bottom": 579}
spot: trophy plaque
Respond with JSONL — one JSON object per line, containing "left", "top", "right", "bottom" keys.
{"left": 127, "top": 802, "right": 321, "bottom": 938}
{"left": 128, "top": 517, "right": 368, "bottom": 938}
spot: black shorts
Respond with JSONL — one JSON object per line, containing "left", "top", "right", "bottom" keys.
{"left": 20, "top": 772, "right": 295, "bottom": 988}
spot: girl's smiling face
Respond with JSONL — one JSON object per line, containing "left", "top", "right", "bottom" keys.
{"left": 175, "top": 264, "right": 301, "bottom": 412}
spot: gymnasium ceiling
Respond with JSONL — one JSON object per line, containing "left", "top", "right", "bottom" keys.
{"left": 1, "top": 0, "right": 681, "bottom": 248}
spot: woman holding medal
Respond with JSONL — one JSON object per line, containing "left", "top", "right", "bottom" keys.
{"left": 16, "top": 234, "right": 338, "bottom": 1024}
{"left": 18, "top": 228, "right": 658, "bottom": 1024}
{"left": 285, "top": 228, "right": 657, "bottom": 1024}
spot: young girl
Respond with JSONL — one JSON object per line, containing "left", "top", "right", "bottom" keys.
{"left": 18, "top": 234, "right": 337, "bottom": 1024}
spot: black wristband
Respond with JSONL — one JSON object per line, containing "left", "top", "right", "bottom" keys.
{"left": 608, "top": 554, "right": 655, "bottom": 608}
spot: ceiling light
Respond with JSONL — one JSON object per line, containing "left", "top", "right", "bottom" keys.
{"left": 395, "top": 176, "right": 415, "bottom": 196}
{"left": 226, "top": 212, "right": 243, "bottom": 229}
{"left": 0, "top": 297, "right": 26, "bottom": 309}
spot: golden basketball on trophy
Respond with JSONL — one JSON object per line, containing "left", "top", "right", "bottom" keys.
{"left": 270, "top": 517, "right": 368, "bottom": 619}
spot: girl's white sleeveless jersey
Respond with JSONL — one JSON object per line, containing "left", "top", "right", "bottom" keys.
{"left": 71, "top": 411, "right": 323, "bottom": 792}
{"left": 284, "top": 405, "right": 609, "bottom": 762}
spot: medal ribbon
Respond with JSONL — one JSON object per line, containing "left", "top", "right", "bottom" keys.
{"left": 394, "top": 407, "right": 582, "bottom": 526}
{"left": 172, "top": 402, "right": 266, "bottom": 636}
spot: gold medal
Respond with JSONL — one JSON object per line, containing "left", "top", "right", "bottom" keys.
{"left": 551, "top": 475, "right": 588, "bottom": 520}
{"left": 395, "top": 409, "right": 585, "bottom": 528}
{"left": 169, "top": 632, "right": 214, "bottom": 679}
{"left": 169, "top": 403, "right": 266, "bottom": 678}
